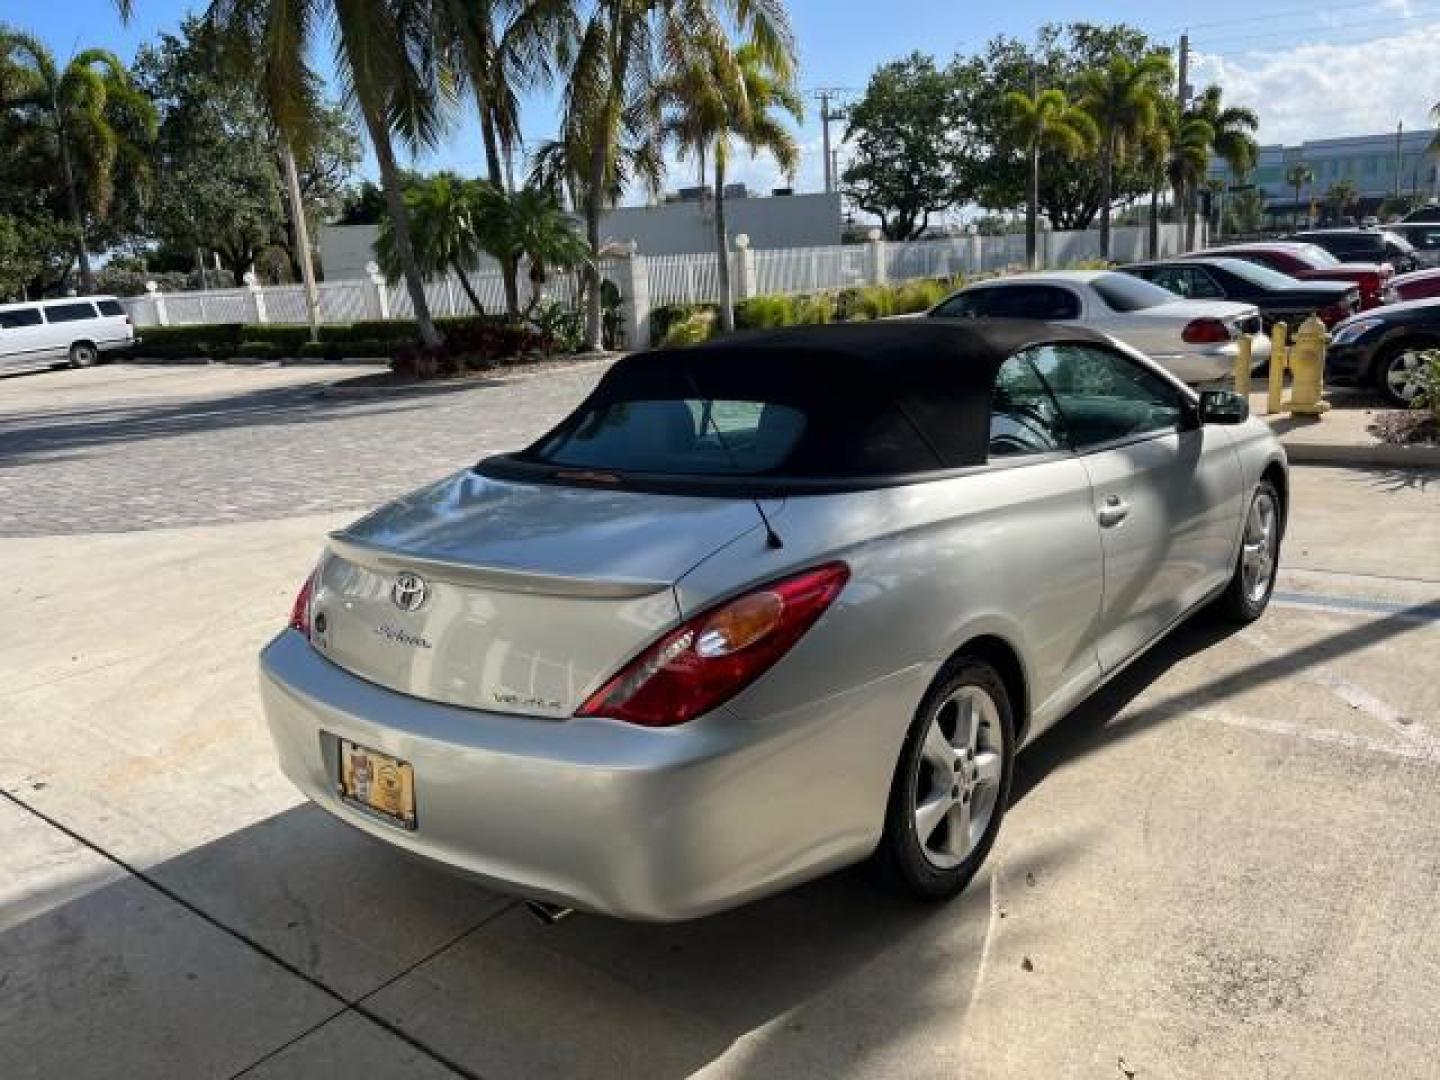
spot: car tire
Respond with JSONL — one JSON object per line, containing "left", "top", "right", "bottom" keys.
{"left": 876, "top": 657, "right": 1015, "bottom": 901}
{"left": 1215, "top": 480, "right": 1283, "bottom": 623}
{"left": 69, "top": 342, "right": 99, "bottom": 369}
{"left": 1374, "top": 340, "right": 1434, "bottom": 406}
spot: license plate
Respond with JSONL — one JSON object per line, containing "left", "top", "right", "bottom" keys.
{"left": 337, "top": 738, "right": 417, "bottom": 830}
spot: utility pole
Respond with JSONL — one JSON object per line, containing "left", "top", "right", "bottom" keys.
{"left": 814, "top": 89, "right": 848, "bottom": 193}
{"left": 1394, "top": 121, "right": 1404, "bottom": 204}
{"left": 1177, "top": 33, "right": 1191, "bottom": 111}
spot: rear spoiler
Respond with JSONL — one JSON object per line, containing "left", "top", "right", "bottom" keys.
{"left": 327, "top": 532, "right": 672, "bottom": 599}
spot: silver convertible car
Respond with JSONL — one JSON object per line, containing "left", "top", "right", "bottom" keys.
{"left": 259, "top": 322, "right": 1287, "bottom": 921}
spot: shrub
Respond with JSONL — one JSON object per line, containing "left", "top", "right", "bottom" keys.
{"left": 235, "top": 342, "right": 281, "bottom": 360}
{"left": 650, "top": 302, "right": 717, "bottom": 342}
{"left": 891, "top": 278, "right": 948, "bottom": 315}
{"left": 735, "top": 294, "right": 799, "bottom": 330}
{"left": 243, "top": 325, "right": 314, "bottom": 352}
{"left": 134, "top": 323, "right": 244, "bottom": 354}
{"left": 660, "top": 308, "right": 718, "bottom": 347}
{"left": 792, "top": 292, "right": 836, "bottom": 325}
{"left": 1413, "top": 350, "right": 1440, "bottom": 421}
{"left": 390, "top": 320, "right": 551, "bottom": 378}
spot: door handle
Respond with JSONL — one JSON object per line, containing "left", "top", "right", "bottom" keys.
{"left": 1098, "top": 494, "right": 1130, "bottom": 528}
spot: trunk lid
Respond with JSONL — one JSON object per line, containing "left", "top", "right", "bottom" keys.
{"left": 309, "top": 470, "right": 767, "bottom": 717}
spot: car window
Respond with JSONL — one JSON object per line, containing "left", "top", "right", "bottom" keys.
{"left": 1089, "top": 273, "right": 1177, "bottom": 311}
{"left": 43, "top": 302, "right": 98, "bottom": 323}
{"left": 932, "top": 284, "right": 1081, "bottom": 321}
{"left": 1217, "top": 258, "right": 1302, "bottom": 289}
{"left": 97, "top": 299, "right": 125, "bottom": 316}
{"left": 1399, "top": 228, "right": 1440, "bottom": 250}
{"left": 988, "top": 354, "right": 1067, "bottom": 459}
{"left": 0, "top": 307, "right": 43, "bottom": 329}
{"left": 1023, "top": 343, "right": 1185, "bottom": 449}
{"left": 1150, "top": 266, "right": 1224, "bottom": 299}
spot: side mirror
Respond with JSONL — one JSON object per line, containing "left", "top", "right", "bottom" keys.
{"left": 1198, "top": 389, "right": 1249, "bottom": 425}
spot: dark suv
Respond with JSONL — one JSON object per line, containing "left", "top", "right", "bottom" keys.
{"left": 1289, "top": 229, "right": 1419, "bottom": 272}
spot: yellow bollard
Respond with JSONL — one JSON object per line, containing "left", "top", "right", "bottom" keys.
{"left": 1286, "top": 315, "right": 1332, "bottom": 416}
{"left": 1234, "top": 334, "right": 1253, "bottom": 398}
{"left": 1267, "top": 322, "right": 1288, "bottom": 415}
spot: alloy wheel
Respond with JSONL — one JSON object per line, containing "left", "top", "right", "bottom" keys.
{"left": 1241, "top": 488, "right": 1279, "bottom": 604}
{"left": 1384, "top": 350, "right": 1427, "bottom": 404}
{"left": 913, "top": 684, "right": 1005, "bottom": 869}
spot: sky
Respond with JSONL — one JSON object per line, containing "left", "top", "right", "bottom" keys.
{"left": 14, "top": 0, "right": 1440, "bottom": 203}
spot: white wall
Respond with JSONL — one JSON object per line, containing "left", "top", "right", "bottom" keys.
{"left": 319, "top": 193, "right": 842, "bottom": 280}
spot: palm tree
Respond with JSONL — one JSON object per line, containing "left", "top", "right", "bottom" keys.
{"left": 490, "top": 186, "right": 592, "bottom": 314}
{"left": 1076, "top": 52, "right": 1171, "bottom": 259}
{"left": 0, "top": 29, "right": 155, "bottom": 293}
{"left": 434, "top": 0, "right": 575, "bottom": 318}
{"left": 1184, "top": 85, "right": 1257, "bottom": 248}
{"left": 657, "top": 41, "right": 802, "bottom": 331}
{"left": 209, "top": 0, "right": 449, "bottom": 348}
{"left": 1167, "top": 115, "right": 1213, "bottom": 251}
{"left": 1328, "top": 178, "right": 1359, "bottom": 222}
{"left": 1285, "top": 162, "right": 1314, "bottom": 230}
{"left": 375, "top": 174, "right": 489, "bottom": 313}
{"left": 1001, "top": 86, "right": 1096, "bottom": 268}
{"left": 558, "top": 0, "right": 794, "bottom": 350}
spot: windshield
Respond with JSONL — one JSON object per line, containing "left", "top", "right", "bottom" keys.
{"left": 1089, "top": 273, "right": 1177, "bottom": 311}
{"left": 1218, "top": 259, "right": 1305, "bottom": 290}
{"left": 1297, "top": 243, "right": 1340, "bottom": 266}
{"left": 1382, "top": 230, "right": 1417, "bottom": 253}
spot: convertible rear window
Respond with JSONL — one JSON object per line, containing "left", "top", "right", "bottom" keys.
{"left": 516, "top": 347, "right": 987, "bottom": 483}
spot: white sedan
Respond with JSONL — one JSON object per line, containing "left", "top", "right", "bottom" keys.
{"left": 928, "top": 271, "right": 1269, "bottom": 384}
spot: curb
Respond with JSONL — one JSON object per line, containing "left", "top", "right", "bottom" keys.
{"left": 1279, "top": 439, "right": 1440, "bottom": 468}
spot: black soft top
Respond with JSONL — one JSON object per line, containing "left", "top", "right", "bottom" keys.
{"left": 484, "top": 320, "right": 1109, "bottom": 495}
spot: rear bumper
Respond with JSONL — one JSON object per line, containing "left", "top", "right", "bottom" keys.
{"left": 259, "top": 630, "right": 910, "bottom": 920}
{"left": 1154, "top": 335, "right": 1270, "bottom": 384}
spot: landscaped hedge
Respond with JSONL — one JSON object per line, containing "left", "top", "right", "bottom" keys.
{"left": 132, "top": 314, "right": 509, "bottom": 360}
{"left": 650, "top": 275, "right": 964, "bottom": 348}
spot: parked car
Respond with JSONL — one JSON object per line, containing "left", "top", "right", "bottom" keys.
{"left": 926, "top": 271, "right": 1267, "bottom": 383}
{"left": 0, "top": 296, "right": 134, "bottom": 374}
{"left": 1326, "top": 298, "right": 1440, "bottom": 405}
{"left": 1382, "top": 222, "right": 1440, "bottom": 268}
{"left": 258, "top": 321, "right": 1287, "bottom": 921}
{"left": 1401, "top": 204, "right": 1440, "bottom": 223}
{"left": 1389, "top": 266, "right": 1440, "bottom": 302}
{"left": 1119, "top": 257, "right": 1358, "bottom": 329}
{"left": 1289, "top": 228, "right": 1420, "bottom": 273}
{"left": 1188, "top": 243, "right": 1395, "bottom": 310}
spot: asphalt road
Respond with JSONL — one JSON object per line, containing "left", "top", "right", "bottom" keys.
{"left": 1, "top": 363, "right": 1437, "bottom": 1079}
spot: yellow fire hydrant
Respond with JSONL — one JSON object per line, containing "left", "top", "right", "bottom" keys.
{"left": 1286, "top": 315, "right": 1331, "bottom": 416}
{"left": 1233, "top": 334, "right": 1253, "bottom": 397}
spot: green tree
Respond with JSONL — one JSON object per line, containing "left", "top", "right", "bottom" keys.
{"left": 840, "top": 53, "right": 974, "bottom": 240}
{"left": 1076, "top": 51, "right": 1171, "bottom": 258}
{"left": 556, "top": 0, "right": 793, "bottom": 350}
{"left": 1285, "top": 162, "right": 1314, "bottom": 229}
{"left": 657, "top": 41, "right": 802, "bottom": 331}
{"left": 960, "top": 23, "right": 1168, "bottom": 231}
{"left": 1001, "top": 86, "right": 1096, "bottom": 267}
{"left": 1184, "top": 84, "right": 1257, "bottom": 247}
{"left": 484, "top": 186, "right": 592, "bottom": 315}
{"left": 1328, "top": 178, "right": 1359, "bottom": 221}
{"left": 0, "top": 28, "right": 155, "bottom": 292}
{"left": 1167, "top": 113, "right": 1213, "bottom": 250}
{"left": 210, "top": 0, "right": 451, "bottom": 347}
{"left": 132, "top": 16, "right": 360, "bottom": 283}
{"left": 375, "top": 174, "right": 490, "bottom": 313}
{"left": 434, "top": 0, "right": 575, "bottom": 317}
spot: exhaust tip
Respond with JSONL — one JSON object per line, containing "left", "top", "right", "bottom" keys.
{"left": 524, "top": 900, "right": 575, "bottom": 925}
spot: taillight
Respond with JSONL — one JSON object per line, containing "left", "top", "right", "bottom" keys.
{"left": 576, "top": 562, "right": 851, "bottom": 727}
{"left": 288, "top": 572, "right": 317, "bottom": 636}
{"left": 1182, "top": 317, "right": 1233, "bottom": 344}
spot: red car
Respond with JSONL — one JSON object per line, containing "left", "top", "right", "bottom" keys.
{"left": 1389, "top": 267, "right": 1440, "bottom": 302}
{"left": 1187, "top": 243, "right": 1395, "bottom": 311}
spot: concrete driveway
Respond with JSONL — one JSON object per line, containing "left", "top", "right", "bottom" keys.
{"left": 1, "top": 364, "right": 1437, "bottom": 1079}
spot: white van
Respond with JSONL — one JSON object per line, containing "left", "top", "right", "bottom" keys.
{"left": 0, "top": 296, "right": 135, "bottom": 374}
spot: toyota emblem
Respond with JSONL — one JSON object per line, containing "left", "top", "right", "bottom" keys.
{"left": 391, "top": 572, "right": 428, "bottom": 613}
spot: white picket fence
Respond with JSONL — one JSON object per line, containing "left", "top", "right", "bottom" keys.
{"left": 121, "top": 222, "right": 1199, "bottom": 347}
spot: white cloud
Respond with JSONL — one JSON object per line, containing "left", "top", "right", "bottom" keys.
{"left": 1191, "top": 24, "right": 1440, "bottom": 145}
